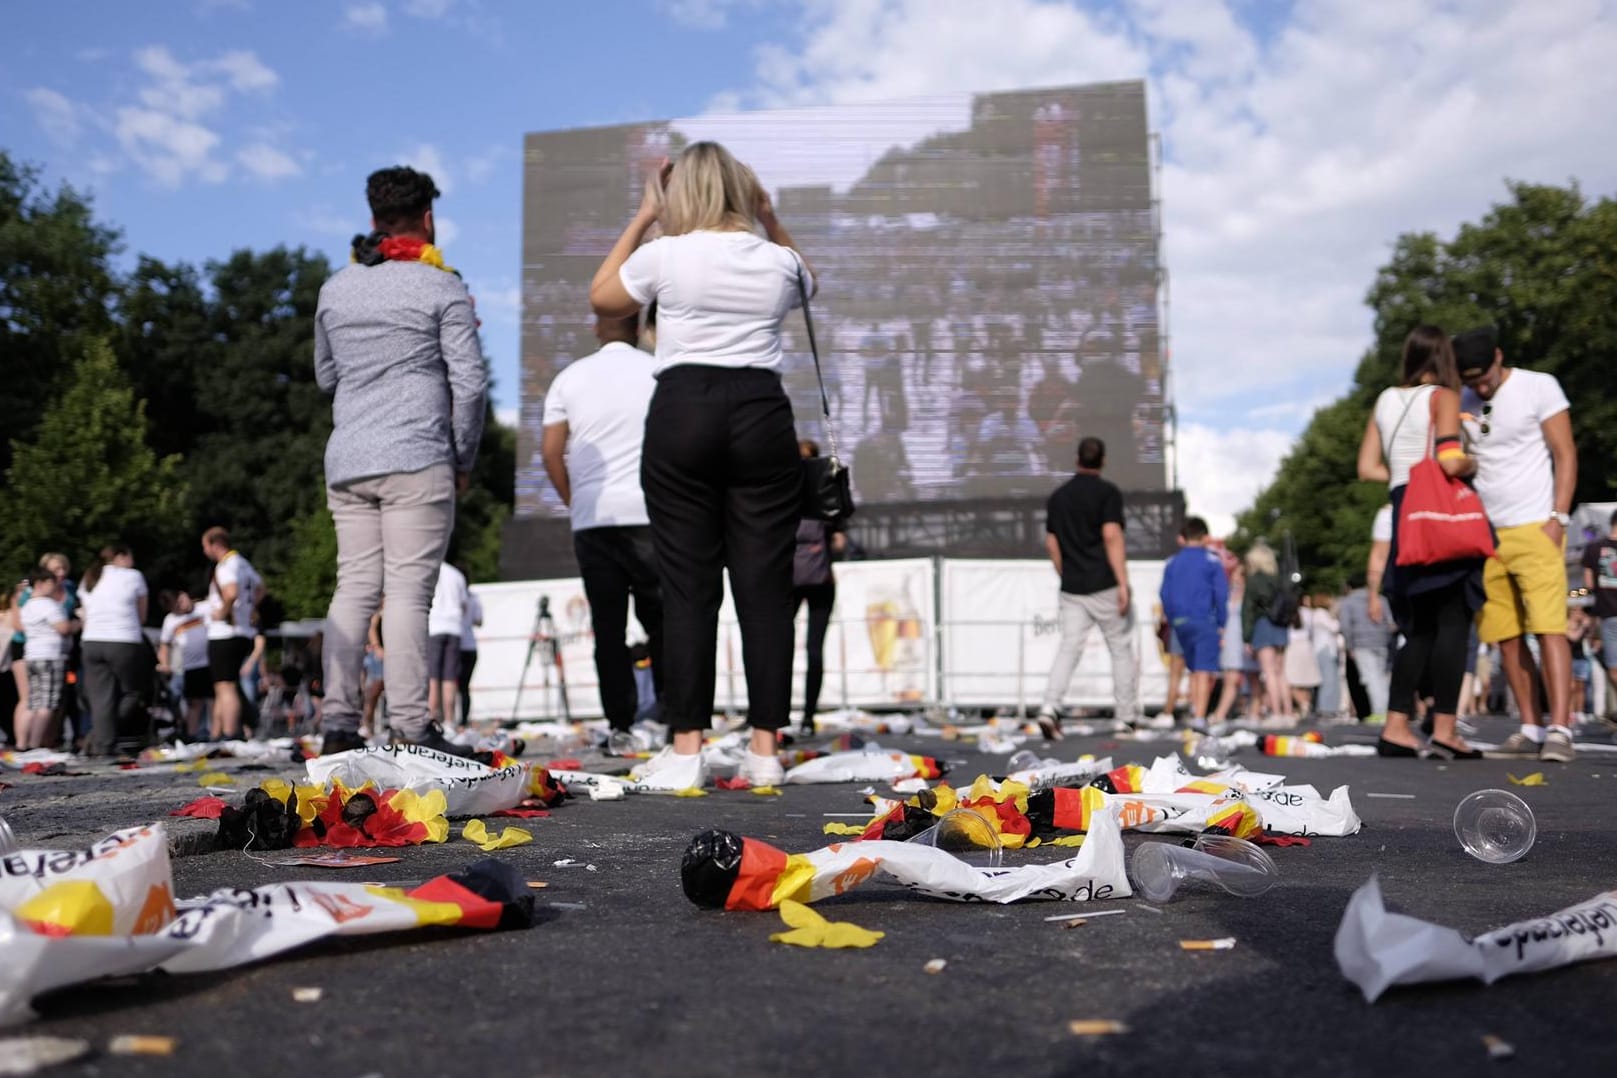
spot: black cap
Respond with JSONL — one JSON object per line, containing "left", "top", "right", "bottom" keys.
{"left": 1452, "top": 326, "right": 1498, "bottom": 375}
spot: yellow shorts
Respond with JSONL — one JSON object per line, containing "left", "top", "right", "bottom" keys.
{"left": 1478, "top": 522, "right": 1568, "bottom": 642}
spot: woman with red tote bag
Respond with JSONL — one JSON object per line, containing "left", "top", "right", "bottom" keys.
{"left": 1356, "top": 325, "right": 1489, "bottom": 759}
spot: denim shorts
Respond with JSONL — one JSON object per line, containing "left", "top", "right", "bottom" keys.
{"left": 1249, "top": 616, "right": 1288, "bottom": 653}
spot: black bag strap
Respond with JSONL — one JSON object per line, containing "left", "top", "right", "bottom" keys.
{"left": 794, "top": 263, "right": 841, "bottom": 464}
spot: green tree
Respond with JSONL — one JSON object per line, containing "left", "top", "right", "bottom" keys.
{"left": 272, "top": 504, "right": 339, "bottom": 620}
{"left": 1236, "top": 182, "right": 1617, "bottom": 589}
{"left": 2, "top": 339, "right": 185, "bottom": 580}
{"left": 116, "top": 256, "right": 215, "bottom": 461}
{"left": 0, "top": 153, "right": 121, "bottom": 475}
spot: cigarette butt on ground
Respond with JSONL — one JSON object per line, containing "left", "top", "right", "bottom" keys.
{"left": 1482, "top": 1035, "right": 1515, "bottom": 1060}
{"left": 109, "top": 1035, "right": 177, "bottom": 1056}
{"left": 292, "top": 987, "right": 323, "bottom": 1003}
{"left": 1068, "top": 1020, "right": 1128, "bottom": 1036}
{"left": 1061, "top": 918, "right": 1088, "bottom": 930}
{"left": 1179, "top": 938, "right": 1237, "bottom": 951}
{"left": 527, "top": 881, "right": 548, "bottom": 889}
{"left": 924, "top": 958, "right": 947, "bottom": 974}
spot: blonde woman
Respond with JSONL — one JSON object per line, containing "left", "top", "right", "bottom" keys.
{"left": 591, "top": 141, "right": 816, "bottom": 791}
{"left": 1240, "top": 541, "right": 1292, "bottom": 724}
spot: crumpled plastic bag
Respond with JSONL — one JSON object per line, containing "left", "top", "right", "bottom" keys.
{"left": 769, "top": 899, "right": 884, "bottom": 948}
{"left": 0, "top": 825, "right": 175, "bottom": 937}
{"left": 1335, "top": 875, "right": 1617, "bottom": 1001}
{"left": 306, "top": 745, "right": 527, "bottom": 817}
{"left": 783, "top": 750, "right": 944, "bottom": 785}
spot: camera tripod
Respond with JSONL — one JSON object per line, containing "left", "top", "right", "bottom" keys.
{"left": 510, "top": 594, "right": 571, "bottom": 723}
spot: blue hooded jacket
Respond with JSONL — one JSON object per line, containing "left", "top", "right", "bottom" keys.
{"left": 1160, "top": 545, "right": 1228, "bottom": 628}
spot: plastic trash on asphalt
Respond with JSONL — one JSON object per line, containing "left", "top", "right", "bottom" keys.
{"left": 1334, "top": 875, "right": 1617, "bottom": 1001}
{"left": 1130, "top": 834, "right": 1278, "bottom": 903}
{"left": 1453, "top": 789, "right": 1536, "bottom": 864}
{"left": 305, "top": 745, "right": 528, "bottom": 817}
{"left": 0, "top": 825, "right": 175, "bottom": 936}
{"left": 906, "top": 808, "right": 1003, "bottom": 868}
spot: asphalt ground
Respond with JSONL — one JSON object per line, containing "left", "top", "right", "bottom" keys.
{"left": 4, "top": 715, "right": 1617, "bottom": 1077}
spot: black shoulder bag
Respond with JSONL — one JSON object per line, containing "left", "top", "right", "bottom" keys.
{"left": 796, "top": 266, "right": 855, "bottom": 523}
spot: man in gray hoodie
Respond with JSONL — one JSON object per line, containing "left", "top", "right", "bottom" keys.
{"left": 314, "top": 165, "right": 487, "bottom": 755}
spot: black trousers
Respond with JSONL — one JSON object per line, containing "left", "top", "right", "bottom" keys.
{"left": 642, "top": 366, "right": 800, "bottom": 733}
{"left": 1387, "top": 581, "right": 1471, "bottom": 717}
{"left": 794, "top": 581, "right": 836, "bottom": 719}
{"left": 82, "top": 640, "right": 151, "bottom": 755}
{"left": 1344, "top": 651, "right": 1372, "bottom": 720}
{"left": 574, "top": 525, "right": 664, "bottom": 732}
{"left": 457, "top": 649, "right": 477, "bottom": 726}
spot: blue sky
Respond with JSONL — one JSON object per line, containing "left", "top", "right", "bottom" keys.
{"left": 9, "top": 0, "right": 1616, "bottom": 531}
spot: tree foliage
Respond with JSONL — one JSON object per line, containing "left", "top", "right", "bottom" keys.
{"left": 1237, "top": 182, "right": 1617, "bottom": 590}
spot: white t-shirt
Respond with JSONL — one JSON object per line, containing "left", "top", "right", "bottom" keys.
{"left": 21, "top": 596, "right": 70, "bottom": 661}
{"left": 1372, "top": 385, "right": 1438, "bottom": 489}
{"left": 1372, "top": 504, "right": 1393, "bottom": 543}
{"left": 80, "top": 565, "right": 149, "bottom": 644}
{"left": 428, "top": 563, "right": 468, "bottom": 638}
{"left": 542, "top": 341, "right": 656, "bottom": 531}
{"left": 461, "top": 591, "right": 483, "bottom": 651}
{"left": 207, "top": 552, "right": 262, "bottom": 640}
{"left": 160, "top": 608, "right": 211, "bottom": 670}
{"left": 1461, "top": 368, "right": 1570, "bottom": 529}
{"left": 618, "top": 231, "right": 810, "bottom": 375}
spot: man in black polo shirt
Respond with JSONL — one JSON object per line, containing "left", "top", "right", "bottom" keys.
{"left": 1036, "top": 436, "right": 1138, "bottom": 737}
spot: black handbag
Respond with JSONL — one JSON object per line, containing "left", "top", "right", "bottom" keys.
{"left": 795, "top": 266, "right": 855, "bottom": 523}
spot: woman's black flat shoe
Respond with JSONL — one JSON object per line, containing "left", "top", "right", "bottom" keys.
{"left": 1428, "top": 738, "right": 1483, "bottom": 760}
{"left": 1375, "top": 738, "right": 1421, "bottom": 758}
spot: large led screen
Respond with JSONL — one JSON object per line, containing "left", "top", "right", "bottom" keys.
{"left": 517, "top": 80, "right": 1163, "bottom": 518}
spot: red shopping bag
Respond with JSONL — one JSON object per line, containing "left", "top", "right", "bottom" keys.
{"left": 1396, "top": 457, "right": 1495, "bottom": 566}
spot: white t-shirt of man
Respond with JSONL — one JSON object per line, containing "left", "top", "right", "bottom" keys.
{"left": 1461, "top": 368, "right": 1570, "bottom": 528}
{"left": 208, "top": 552, "right": 262, "bottom": 640}
{"left": 543, "top": 341, "right": 656, "bottom": 531}
{"left": 1372, "top": 504, "right": 1393, "bottom": 543}
{"left": 618, "top": 231, "right": 811, "bottom": 375}
{"left": 1372, "top": 384, "right": 1438, "bottom": 489}
{"left": 161, "top": 608, "right": 211, "bottom": 670}
{"left": 21, "top": 596, "right": 70, "bottom": 662}
{"left": 460, "top": 591, "right": 483, "bottom": 652}
{"left": 80, "top": 565, "right": 149, "bottom": 644}
{"left": 428, "top": 562, "right": 468, "bottom": 638}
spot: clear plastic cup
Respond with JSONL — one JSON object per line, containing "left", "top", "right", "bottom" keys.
{"left": 1006, "top": 749, "right": 1042, "bottom": 774}
{"left": 908, "top": 808, "right": 1003, "bottom": 868}
{"left": 1130, "top": 834, "right": 1278, "bottom": 903}
{"left": 1454, "top": 789, "right": 1536, "bottom": 864}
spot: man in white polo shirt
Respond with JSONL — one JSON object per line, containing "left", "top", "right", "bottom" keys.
{"left": 542, "top": 312, "right": 662, "bottom": 754}
{"left": 202, "top": 527, "right": 263, "bottom": 739}
{"left": 1455, "top": 327, "right": 1579, "bottom": 762}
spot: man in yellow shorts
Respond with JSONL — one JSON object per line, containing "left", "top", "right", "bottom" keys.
{"left": 1455, "top": 328, "right": 1579, "bottom": 761}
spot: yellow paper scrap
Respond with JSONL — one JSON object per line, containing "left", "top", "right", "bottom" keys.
{"left": 1507, "top": 772, "right": 1547, "bottom": 786}
{"left": 1047, "top": 835, "right": 1085, "bottom": 848}
{"left": 198, "top": 772, "right": 235, "bottom": 788}
{"left": 175, "top": 758, "right": 208, "bottom": 773}
{"left": 1068, "top": 1020, "right": 1127, "bottom": 1036}
{"left": 461, "top": 819, "right": 533, "bottom": 852}
{"left": 674, "top": 787, "right": 708, "bottom": 798}
{"left": 750, "top": 786, "right": 782, "bottom": 796}
{"left": 769, "top": 899, "right": 884, "bottom": 949}
{"left": 822, "top": 822, "right": 866, "bottom": 836}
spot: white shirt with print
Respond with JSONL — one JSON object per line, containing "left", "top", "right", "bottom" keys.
{"left": 208, "top": 552, "right": 262, "bottom": 640}
{"left": 1461, "top": 368, "right": 1570, "bottom": 529}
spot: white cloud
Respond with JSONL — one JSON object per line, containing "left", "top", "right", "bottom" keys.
{"left": 237, "top": 142, "right": 301, "bottom": 181}
{"left": 1174, "top": 422, "right": 1294, "bottom": 538}
{"left": 294, "top": 207, "right": 361, "bottom": 239}
{"left": 723, "top": 0, "right": 1617, "bottom": 521}
{"left": 464, "top": 143, "right": 509, "bottom": 183}
{"left": 344, "top": 1, "right": 389, "bottom": 33}
{"left": 24, "top": 88, "right": 80, "bottom": 147}
{"left": 396, "top": 142, "right": 453, "bottom": 193}
{"left": 476, "top": 282, "right": 521, "bottom": 322}
{"left": 135, "top": 45, "right": 226, "bottom": 119}
{"left": 433, "top": 213, "right": 460, "bottom": 247}
{"left": 404, "top": 0, "right": 453, "bottom": 16}
{"left": 209, "top": 49, "right": 278, "bottom": 92}
{"left": 114, "top": 107, "right": 228, "bottom": 187}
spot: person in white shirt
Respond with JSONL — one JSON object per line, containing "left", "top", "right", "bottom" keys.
{"left": 78, "top": 544, "right": 152, "bottom": 756}
{"left": 202, "top": 527, "right": 263, "bottom": 739}
{"left": 14, "top": 569, "right": 79, "bottom": 749}
{"left": 158, "top": 590, "right": 212, "bottom": 740}
{"left": 590, "top": 141, "right": 815, "bottom": 790}
{"left": 1454, "top": 327, "right": 1580, "bottom": 762}
{"left": 456, "top": 589, "right": 482, "bottom": 726}
{"left": 426, "top": 560, "right": 468, "bottom": 726}
{"left": 541, "top": 313, "right": 662, "bottom": 749}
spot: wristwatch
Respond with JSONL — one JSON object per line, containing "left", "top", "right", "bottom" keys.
{"left": 1551, "top": 511, "right": 1572, "bottom": 527}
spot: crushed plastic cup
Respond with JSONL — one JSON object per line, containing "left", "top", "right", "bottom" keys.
{"left": 1130, "top": 834, "right": 1278, "bottom": 903}
{"left": 908, "top": 808, "right": 1003, "bottom": 868}
{"left": 1453, "top": 789, "right": 1536, "bottom": 864}
{"left": 1006, "top": 750, "right": 1060, "bottom": 774}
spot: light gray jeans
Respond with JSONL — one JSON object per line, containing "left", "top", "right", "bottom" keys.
{"left": 1041, "top": 587, "right": 1139, "bottom": 721}
{"left": 1352, "top": 646, "right": 1390, "bottom": 717}
{"left": 323, "top": 463, "right": 454, "bottom": 739}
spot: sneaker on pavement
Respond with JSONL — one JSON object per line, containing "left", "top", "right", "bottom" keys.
{"left": 1036, "top": 706, "right": 1064, "bottom": 741}
{"left": 630, "top": 745, "right": 708, "bottom": 790}
{"left": 1135, "top": 712, "right": 1175, "bottom": 731}
{"left": 1539, "top": 728, "right": 1576, "bottom": 763}
{"left": 738, "top": 749, "right": 785, "bottom": 787}
{"left": 1487, "top": 731, "right": 1542, "bottom": 758}
{"left": 320, "top": 729, "right": 368, "bottom": 755}
{"left": 409, "top": 722, "right": 475, "bottom": 759}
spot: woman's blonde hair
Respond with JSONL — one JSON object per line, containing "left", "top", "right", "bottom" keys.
{"left": 660, "top": 141, "right": 759, "bottom": 237}
{"left": 1244, "top": 541, "right": 1278, "bottom": 578}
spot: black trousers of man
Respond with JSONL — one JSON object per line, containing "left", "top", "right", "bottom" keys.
{"left": 573, "top": 525, "right": 664, "bottom": 733}
{"left": 641, "top": 366, "right": 800, "bottom": 734}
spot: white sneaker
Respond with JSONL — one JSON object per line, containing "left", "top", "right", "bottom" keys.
{"left": 630, "top": 746, "right": 708, "bottom": 791}
{"left": 738, "top": 749, "right": 785, "bottom": 787}
{"left": 1136, "top": 713, "right": 1175, "bottom": 731}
